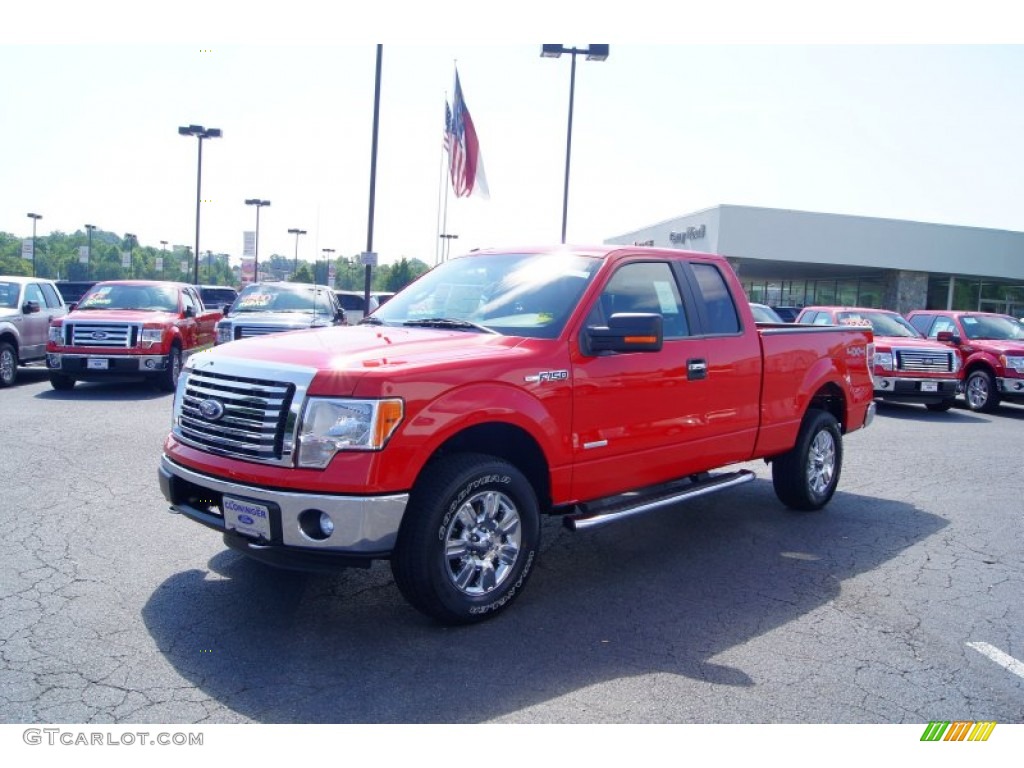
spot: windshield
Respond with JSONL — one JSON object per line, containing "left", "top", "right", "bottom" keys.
{"left": 77, "top": 284, "right": 180, "bottom": 312}
{"left": 0, "top": 282, "right": 19, "bottom": 309}
{"left": 750, "top": 304, "right": 782, "bottom": 323}
{"left": 836, "top": 310, "right": 921, "bottom": 338}
{"left": 960, "top": 314, "right": 1024, "bottom": 341}
{"left": 371, "top": 251, "right": 601, "bottom": 338}
{"left": 231, "top": 284, "right": 332, "bottom": 314}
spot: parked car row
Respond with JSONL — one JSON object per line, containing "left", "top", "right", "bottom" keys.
{"left": 786, "top": 305, "right": 1024, "bottom": 414}
{"left": 7, "top": 273, "right": 1024, "bottom": 420}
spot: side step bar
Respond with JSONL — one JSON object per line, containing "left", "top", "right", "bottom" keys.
{"left": 563, "top": 469, "right": 756, "bottom": 532}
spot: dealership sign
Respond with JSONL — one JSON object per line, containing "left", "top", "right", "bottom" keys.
{"left": 670, "top": 225, "right": 706, "bottom": 245}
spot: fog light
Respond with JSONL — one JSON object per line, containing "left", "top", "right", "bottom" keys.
{"left": 144, "top": 359, "right": 156, "bottom": 369}
{"left": 298, "top": 508, "right": 334, "bottom": 541}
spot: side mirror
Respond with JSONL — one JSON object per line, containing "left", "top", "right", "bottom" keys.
{"left": 936, "top": 330, "right": 961, "bottom": 345}
{"left": 582, "top": 312, "right": 663, "bottom": 356}
{"left": 22, "top": 300, "right": 41, "bottom": 315}
{"left": 183, "top": 305, "right": 196, "bottom": 318}
{"left": 221, "top": 304, "right": 232, "bottom": 316}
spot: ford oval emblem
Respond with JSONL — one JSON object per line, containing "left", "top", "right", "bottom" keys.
{"left": 91, "top": 331, "right": 108, "bottom": 340}
{"left": 238, "top": 514, "right": 255, "bottom": 525}
{"left": 198, "top": 398, "right": 225, "bottom": 421}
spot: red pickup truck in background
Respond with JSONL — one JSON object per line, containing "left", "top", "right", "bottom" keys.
{"left": 906, "top": 310, "right": 1024, "bottom": 412}
{"left": 796, "top": 306, "right": 962, "bottom": 412}
{"left": 47, "top": 280, "right": 220, "bottom": 391}
{"left": 159, "top": 246, "right": 875, "bottom": 624}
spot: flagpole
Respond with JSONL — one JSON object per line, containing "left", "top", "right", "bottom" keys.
{"left": 435, "top": 91, "right": 449, "bottom": 266}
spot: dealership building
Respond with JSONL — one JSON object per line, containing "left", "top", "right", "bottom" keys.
{"left": 606, "top": 205, "right": 1024, "bottom": 316}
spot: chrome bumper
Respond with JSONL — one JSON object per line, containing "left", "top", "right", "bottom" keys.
{"left": 159, "top": 454, "right": 408, "bottom": 555}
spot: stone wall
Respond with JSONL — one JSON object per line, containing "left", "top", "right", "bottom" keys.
{"left": 883, "top": 270, "right": 929, "bottom": 313}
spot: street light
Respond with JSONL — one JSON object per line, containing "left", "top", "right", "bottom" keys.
{"left": 124, "top": 233, "right": 136, "bottom": 278}
{"left": 540, "top": 44, "right": 609, "bottom": 244}
{"left": 321, "top": 248, "right": 335, "bottom": 287}
{"left": 85, "top": 224, "right": 96, "bottom": 280}
{"left": 27, "top": 213, "right": 42, "bottom": 277}
{"left": 288, "top": 228, "right": 307, "bottom": 279}
{"left": 244, "top": 198, "right": 271, "bottom": 283}
{"left": 178, "top": 124, "right": 222, "bottom": 285}
{"left": 159, "top": 240, "right": 168, "bottom": 277}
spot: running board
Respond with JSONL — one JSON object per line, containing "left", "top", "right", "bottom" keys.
{"left": 563, "top": 469, "right": 756, "bottom": 532}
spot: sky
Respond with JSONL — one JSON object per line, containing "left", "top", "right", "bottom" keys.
{"left": 3, "top": 3, "right": 1024, "bottom": 272}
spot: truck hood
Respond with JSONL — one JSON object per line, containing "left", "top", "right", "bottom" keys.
{"left": 962, "top": 339, "right": 1024, "bottom": 356}
{"left": 197, "top": 324, "right": 531, "bottom": 395}
{"left": 62, "top": 309, "right": 181, "bottom": 324}
{"left": 220, "top": 310, "right": 330, "bottom": 328}
{"left": 872, "top": 335, "right": 952, "bottom": 351}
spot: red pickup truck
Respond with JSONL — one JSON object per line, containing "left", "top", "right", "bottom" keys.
{"left": 796, "top": 306, "right": 962, "bottom": 411}
{"left": 47, "top": 280, "right": 220, "bottom": 391}
{"left": 159, "top": 246, "right": 875, "bottom": 624}
{"left": 906, "top": 310, "right": 1024, "bottom": 412}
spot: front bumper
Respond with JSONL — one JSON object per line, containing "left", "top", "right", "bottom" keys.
{"left": 158, "top": 454, "right": 408, "bottom": 565}
{"left": 873, "top": 377, "right": 959, "bottom": 403}
{"left": 48, "top": 351, "right": 170, "bottom": 375}
{"left": 996, "top": 376, "right": 1024, "bottom": 398}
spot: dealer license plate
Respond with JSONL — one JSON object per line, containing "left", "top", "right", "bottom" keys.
{"left": 223, "top": 496, "right": 272, "bottom": 541}
{"left": 87, "top": 358, "right": 109, "bottom": 370}
{"left": 920, "top": 381, "right": 938, "bottom": 392}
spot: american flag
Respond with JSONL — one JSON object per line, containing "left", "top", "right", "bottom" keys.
{"left": 444, "top": 70, "right": 489, "bottom": 199}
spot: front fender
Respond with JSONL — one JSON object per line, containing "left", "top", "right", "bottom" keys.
{"left": 381, "top": 381, "right": 569, "bottom": 490}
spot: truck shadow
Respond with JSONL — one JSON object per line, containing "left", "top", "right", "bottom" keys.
{"left": 142, "top": 481, "right": 943, "bottom": 723}
{"left": 35, "top": 379, "right": 171, "bottom": 402}
{"left": 872, "top": 401, "right": 986, "bottom": 423}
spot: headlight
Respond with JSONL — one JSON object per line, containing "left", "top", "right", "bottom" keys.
{"left": 873, "top": 351, "right": 894, "bottom": 371}
{"left": 297, "top": 398, "right": 404, "bottom": 468}
{"left": 216, "top": 324, "right": 232, "bottom": 344}
{"left": 141, "top": 328, "right": 163, "bottom": 345}
{"left": 1001, "top": 355, "right": 1024, "bottom": 374}
{"left": 48, "top": 325, "right": 62, "bottom": 344}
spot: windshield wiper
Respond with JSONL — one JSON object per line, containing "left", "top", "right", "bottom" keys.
{"left": 402, "top": 318, "right": 497, "bottom": 334}
{"left": 359, "top": 316, "right": 384, "bottom": 325}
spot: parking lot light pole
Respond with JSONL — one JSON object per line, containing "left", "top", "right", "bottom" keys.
{"left": 178, "top": 124, "right": 222, "bottom": 285}
{"left": 27, "top": 213, "right": 42, "bottom": 277}
{"left": 159, "top": 240, "right": 167, "bottom": 277}
{"left": 321, "top": 248, "right": 335, "bottom": 287}
{"left": 244, "top": 198, "right": 270, "bottom": 282}
{"left": 85, "top": 224, "right": 96, "bottom": 280}
{"left": 288, "top": 228, "right": 307, "bottom": 279}
{"left": 125, "top": 233, "right": 136, "bottom": 278}
{"left": 540, "top": 44, "right": 609, "bottom": 244}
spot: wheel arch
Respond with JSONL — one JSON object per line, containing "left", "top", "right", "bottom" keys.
{"left": 807, "top": 381, "right": 848, "bottom": 432}
{"left": 416, "top": 422, "right": 551, "bottom": 514}
{"left": 0, "top": 329, "right": 19, "bottom": 355}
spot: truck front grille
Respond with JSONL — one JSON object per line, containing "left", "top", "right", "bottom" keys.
{"left": 236, "top": 324, "right": 291, "bottom": 340}
{"left": 66, "top": 322, "right": 139, "bottom": 348}
{"left": 895, "top": 348, "right": 955, "bottom": 373}
{"left": 176, "top": 368, "right": 298, "bottom": 464}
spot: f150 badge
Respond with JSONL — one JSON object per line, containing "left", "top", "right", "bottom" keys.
{"left": 524, "top": 370, "right": 569, "bottom": 384}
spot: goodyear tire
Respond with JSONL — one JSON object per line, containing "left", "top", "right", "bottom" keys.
{"left": 158, "top": 345, "right": 182, "bottom": 392}
{"left": 391, "top": 453, "right": 540, "bottom": 625}
{"left": 772, "top": 409, "right": 843, "bottom": 511}
{"left": 0, "top": 342, "right": 16, "bottom": 388}
{"left": 49, "top": 373, "right": 76, "bottom": 391}
{"left": 964, "top": 369, "right": 999, "bottom": 413}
